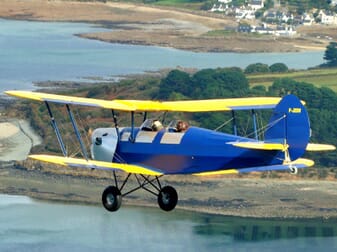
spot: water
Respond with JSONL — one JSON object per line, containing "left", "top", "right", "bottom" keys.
{"left": 0, "top": 19, "right": 325, "bottom": 93}
{"left": 0, "top": 195, "right": 336, "bottom": 251}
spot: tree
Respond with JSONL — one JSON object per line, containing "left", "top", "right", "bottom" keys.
{"left": 191, "top": 68, "right": 249, "bottom": 99}
{"left": 157, "top": 70, "right": 191, "bottom": 99}
{"left": 269, "top": 63, "right": 288, "bottom": 73}
{"left": 244, "top": 63, "right": 269, "bottom": 74}
{"left": 323, "top": 42, "right": 337, "bottom": 67}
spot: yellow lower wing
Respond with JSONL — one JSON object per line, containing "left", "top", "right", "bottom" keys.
{"left": 29, "top": 154, "right": 162, "bottom": 176}
{"left": 306, "top": 143, "right": 336, "bottom": 151}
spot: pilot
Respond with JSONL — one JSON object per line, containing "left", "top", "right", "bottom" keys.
{"left": 176, "top": 120, "right": 189, "bottom": 132}
{"left": 151, "top": 120, "right": 164, "bottom": 131}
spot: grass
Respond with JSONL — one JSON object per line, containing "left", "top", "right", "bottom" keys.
{"left": 247, "top": 67, "right": 337, "bottom": 92}
{"left": 144, "top": 0, "right": 204, "bottom": 10}
{"left": 205, "top": 30, "right": 236, "bottom": 37}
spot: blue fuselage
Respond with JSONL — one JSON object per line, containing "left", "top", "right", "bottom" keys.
{"left": 114, "top": 127, "right": 281, "bottom": 174}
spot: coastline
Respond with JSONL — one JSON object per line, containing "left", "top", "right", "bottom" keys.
{"left": 0, "top": 0, "right": 334, "bottom": 53}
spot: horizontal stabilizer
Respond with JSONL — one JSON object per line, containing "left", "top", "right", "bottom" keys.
{"left": 239, "top": 158, "right": 314, "bottom": 173}
{"left": 29, "top": 154, "right": 162, "bottom": 176}
{"left": 229, "top": 141, "right": 288, "bottom": 151}
{"left": 6, "top": 90, "right": 281, "bottom": 112}
{"left": 306, "top": 143, "right": 336, "bottom": 152}
{"left": 194, "top": 158, "right": 314, "bottom": 176}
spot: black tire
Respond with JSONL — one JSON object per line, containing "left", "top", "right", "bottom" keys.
{"left": 157, "top": 186, "right": 178, "bottom": 211}
{"left": 102, "top": 186, "right": 122, "bottom": 212}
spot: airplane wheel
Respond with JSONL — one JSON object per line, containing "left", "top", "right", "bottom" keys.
{"left": 158, "top": 186, "right": 178, "bottom": 212}
{"left": 102, "top": 186, "right": 122, "bottom": 212}
{"left": 289, "top": 166, "right": 298, "bottom": 175}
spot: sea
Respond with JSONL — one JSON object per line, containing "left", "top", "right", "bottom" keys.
{"left": 0, "top": 194, "right": 336, "bottom": 252}
{"left": 0, "top": 18, "right": 325, "bottom": 94}
{"left": 0, "top": 19, "right": 335, "bottom": 251}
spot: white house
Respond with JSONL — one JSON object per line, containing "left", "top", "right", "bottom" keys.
{"left": 235, "top": 7, "right": 256, "bottom": 20}
{"left": 248, "top": 0, "right": 264, "bottom": 11}
{"left": 303, "top": 13, "right": 314, "bottom": 26}
{"left": 319, "top": 10, "right": 337, "bottom": 25}
{"left": 275, "top": 26, "right": 297, "bottom": 36}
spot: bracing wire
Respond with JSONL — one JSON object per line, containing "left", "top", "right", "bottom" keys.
{"left": 213, "top": 117, "right": 234, "bottom": 131}
{"left": 243, "top": 114, "right": 286, "bottom": 140}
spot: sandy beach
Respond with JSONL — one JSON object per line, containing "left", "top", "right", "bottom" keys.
{"left": 0, "top": 119, "right": 42, "bottom": 162}
{"left": 0, "top": 0, "right": 335, "bottom": 52}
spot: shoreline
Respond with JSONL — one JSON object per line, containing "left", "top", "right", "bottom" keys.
{"left": 0, "top": 0, "right": 334, "bottom": 53}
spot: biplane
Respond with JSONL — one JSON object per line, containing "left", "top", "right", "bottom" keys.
{"left": 5, "top": 90, "right": 335, "bottom": 212}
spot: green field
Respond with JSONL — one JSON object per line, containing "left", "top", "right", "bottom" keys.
{"left": 139, "top": 0, "right": 205, "bottom": 9}
{"left": 247, "top": 68, "right": 337, "bottom": 92}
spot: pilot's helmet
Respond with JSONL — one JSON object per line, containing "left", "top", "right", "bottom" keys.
{"left": 152, "top": 120, "right": 163, "bottom": 131}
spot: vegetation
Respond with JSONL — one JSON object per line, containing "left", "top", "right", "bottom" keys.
{"left": 247, "top": 68, "right": 337, "bottom": 92}
{"left": 244, "top": 63, "right": 270, "bottom": 74}
{"left": 323, "top": 42, "right": 337, "bottom": 67}
{"left": 269, "top": 63, "right": 289, "bottom": 73}
{"left": 281, "top": 0, "right": 333, "bottom": 14}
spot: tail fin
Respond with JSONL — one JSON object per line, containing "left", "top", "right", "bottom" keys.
{"left": 265, "top": 94, "right": 310, "bottom": 161}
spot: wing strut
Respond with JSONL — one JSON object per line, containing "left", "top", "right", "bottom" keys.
{"left": 66, "top": 104, "right": 89, "bottom": 160}
{"left": 129, "top": 111, "right": 135, "bottom": 142}
{"left": 232, "top": 111, "right": 237, "bottom": 136}
{"left": 252, "top": 109, "right": 258, "bottom": 140}
{"left": 111, "top": 110, "right": 120, "bottom": 141}
{"left": 45, "top": 101, "right": 67, "bottom": 156}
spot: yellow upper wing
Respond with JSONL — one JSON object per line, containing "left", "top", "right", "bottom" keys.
{"left": 6, "top": 90, "right": 281, "bottom": 112}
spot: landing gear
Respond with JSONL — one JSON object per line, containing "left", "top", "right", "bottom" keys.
{"left": 101, "top": 173, "right": 178, "bottom": 212}
{"left": 289, "top": 165, "right": 298, "bottom": 175}
{"left": 158, "top": 186, "right": 178, "bottom": 211}
{"left": 102, "top": 186, "right": 122, "bottom": 212}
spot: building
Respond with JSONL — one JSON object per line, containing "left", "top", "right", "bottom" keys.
{"left": 319, "top": 10, "right": 337, "bottom": 25}
{"left": 248, "top": 0, "right": 264, "bottom": 11}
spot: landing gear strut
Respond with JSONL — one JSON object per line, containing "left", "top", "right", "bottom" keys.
{"left": 101, "top": 173, "right": 178, "bottom": 212}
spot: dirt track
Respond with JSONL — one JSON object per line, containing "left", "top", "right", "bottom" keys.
{"left": 0, "top": 0, "right": 335, "bottom": 52}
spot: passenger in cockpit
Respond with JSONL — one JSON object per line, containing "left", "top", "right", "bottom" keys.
{"left": 176, "top": 120, "right": 189, "bottom": 132}
{"left": 151, "top": 120, "right": 164, "bottom": 131}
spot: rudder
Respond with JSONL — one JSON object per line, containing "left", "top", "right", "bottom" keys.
{"left": 265, "top": 94, "right": 310, "bottom": 161}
